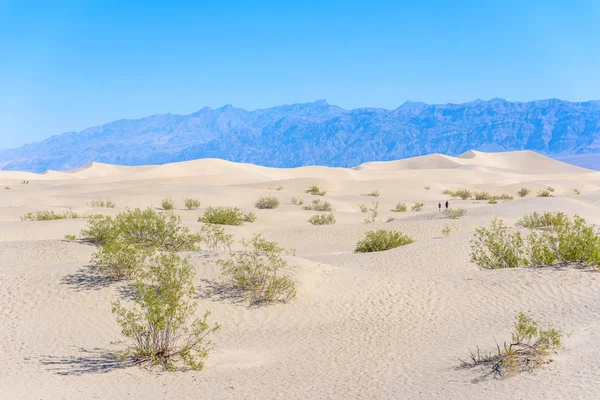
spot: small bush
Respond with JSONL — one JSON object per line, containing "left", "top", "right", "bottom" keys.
{"left": 359, "top": 204, "right": 368, "bottom": 213}
{"left": 364, "top": 201, "right": 379, "bottom": 224}
{"left": 517, "top": 188, "right": 530, "bottom": 197}
{"left": 199, "top": 207, "right": 246, "bottom": 226}
{"left": 218, "top": 234, "right": 296, "bottom": 305}
{"left": 161, "top": 197, "right": 175, "bottom": 210}
{"left": 536, "top": 190, "right": 553, "bottom": 198}
{"left": 474, "top": 191, "right": 492, "bottom": 200}
{"left": 302, "top": 199, "right": 332, "bottom": 212}
{"left": 424, "top": 186, "right": 431, "bottom": 190}
{"left": 364, "top": 190, "right": 380, "bottom": 197}
{"left": 291, "top": 197, "right": 304, "bottom": 206}
{"left": 573, "top": 188, "right": 580, "bottom": 195}
{"left": 442, "top": 225, "right": 451, "bottom": 236}
{"left": 459, "top": 313, "right": 564, "bottom": 379}
{"left": 470, "top": 218, "right": 526, "bottom": 269}
{"left": 184, "top": 198, "right": 201, "bottom": 210}
{"left": 516, "top": 211, "right": 569, "bottom": 230}
{"left": 81, "top": 208, "right": 202, "bottom": 250}
{"left": 64, "top": 233, "right": 76, "bottom": 241}
{"left": 4, "top": 186, "right": 10, "bottom": 190}
{"left": 488, "top": 199, "right": 498, "bottom": 204}
{"left": 88, "top": 198, "right": 116, "bottom": 208}
{"left": 92, "top": 241, "right": 152, "bottom": 280}
{"left": 199, "top": 224, "right": 234, "bottom": 252}
{"left": 255, "top": 196, "right": 280, "bottom": 209}
{"left": 392, "top": 202, "right": 407, "bottom": 212}
{"left": 442, "top": 189, "right": 453, "bottom": 195}
{"left": 269, "top": 186, "right": 283, "bottom": 191}
{"left": 547, "top": 186, "right": 555, "bottom": 192}
{"left": 243, "top": 212, "right": 256, "bottom": 223}
{"left": 306, "top": 184, "right": 326, "bottom": 196}
{"left": 443, "top": 208, "right": 467, "bottom": 219}
{"left": 112, "top": 252, "right": 220, "bottom": 371}
{"left": 495, "top": 193, "right": 514, "bottom": 201}
{"left": 355, "top": 229, "right": 414, "bottom": 253}
{"left": 21, "top": 209, "right": 81, "bottom": 221}
{"left": 454, "top": 189, "right": 473, "bottom": 200}
{"left": 411, "top": 202, "right": 424, "bottom": 212}
{"left": 308, "top": 213, "right": 336, "bottom": 225}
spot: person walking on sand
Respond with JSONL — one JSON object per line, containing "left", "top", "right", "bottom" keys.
{"left": 438, "top": 202, "right": 441, "bottom": 211}
{"left": 445, "top": 200, "right": 449, "bottom": 210}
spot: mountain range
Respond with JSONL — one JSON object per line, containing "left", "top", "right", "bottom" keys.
{"left": 1, "top": 98, "right": 599, "bottom": 173}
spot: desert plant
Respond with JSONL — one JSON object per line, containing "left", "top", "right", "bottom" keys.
{"left": 112, "top": 252, "right": 220, "bottom": 371}
{"left": 302, "top": 199, "right": 332, "bottom": 212}
{"left": 473, "top": 191, "right": 492, "bottom": 200}
{"left": 392, "top": 202, "right": 407, "bottom": 212}
{"left": 291, "top": 197, "right": 304, "bottom": 205}
{"left": 306, "top": 184, "right": 326, "bottom": 196}
{"left": 547, "top": 186, "right": 555, "bottom": 192}
{"left": 355, "top": 229, "right": 414, "bottom": 253}
{"left": 517, "top": 188, "right": 530, "bottom": 197}
{"left": 459, "top": 313, "right": 564, "bottom": 379}
{"left": 243, "top": 212, "right": 256, "bottom": 223}
{"left": 494, "top": 193, "right": 514, "bottom": 201}
{"left": 183, "top": 198, "right": 201, "bottom": 210}
{"left": 386, "top": 217, "right": 396, "bottom": 223}
{"left": 442, "top": 189, "right": 453, "bottom": 195}
{"left": 21, "top": 209, "right": 81, "bottom": 221}
{"left": 161, "top": 197, "right": 175, "bottom": 210}
{"left": 81, "top": 208, "right": 201, "bottom": 250}
{"left": 516, "top": 211, "right": 569, "bottom": 230}
{"left": 488, "top": 199, "right": 498, "bottom": 204}
{"left": 269, "top": 186, "right": 283, "bottom": 191}
{"left": 536, "top": 190, "right": 553, "bottom": 198}
{"left": 64, "top": 233, "right": 76, "bottom": 241}
{"left": 411, "top": 202, "right": 424, "bottom": 212}
{"left": 442, "top": 225, "right": 451, "bottom": 236}
{"left": 364, "top": 201, "right": 379, "bottom": 224}
{"left": 92, "top": 240, "right": 152, "bottom": 280}
{"left": 573, "top": 188, "right": 580, "bottom": 195}
{"left": 4, "top": 186, "right": 10, "bottom": 190}
{"left": 88, "top": 198, "right": 116, "bottom": 208}
{"left": 443, "top": 208, "right": 467, "bottom": 219}
{"left": 218, "top": 234, "right": 296, "bottom": 305}
{"left": 359, "top": 204, "right": 368, "bottom": 213}
{"left": 470, "top": 218, "right": 526, "bottom": 269}
{"left": 308, "top": 213, "right": 336, "bottom": 225}
{"left": 255, "top": 196, "right": 280, "bottom": 209}
{"left": 424, "top": 185, "right": 431, "bottom": 190}
{"left": 364, "top": 190, "right": 380, "bottom": 197}
{"left": 199, "top": 207, "right": 246, "bottom": 226}
{"left": 199, "top": 224, "right": 234, "bottom": 252}
{"left": 454, "top": 189, "right": 473, "bottom": 200}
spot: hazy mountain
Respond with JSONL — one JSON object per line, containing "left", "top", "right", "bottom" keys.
{"left": 1, "top": 98, "right": 599, "bottom": 172}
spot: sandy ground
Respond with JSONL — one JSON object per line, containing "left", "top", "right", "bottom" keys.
{"left": 1, "top": 150, "right": 600, "bottom": 400}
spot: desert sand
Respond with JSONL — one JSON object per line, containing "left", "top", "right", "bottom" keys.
{"left": 1, "top": 150, "right": 600, "bottom": 400}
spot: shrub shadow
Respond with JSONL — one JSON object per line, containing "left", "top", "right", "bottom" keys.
{"left": 196, "top": 279, "right": 247, "bottom": 305}
{"left": 61, "top": 265, "right": 115, "bottom": 291}
{"left": 39, "top": 348, "right": 132, "bottom": 376}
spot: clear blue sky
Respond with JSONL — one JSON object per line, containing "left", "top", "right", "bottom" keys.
{"left": 1, "top": 0, "right": 599, "bottom": 149}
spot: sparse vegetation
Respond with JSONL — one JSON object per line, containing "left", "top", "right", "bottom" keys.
{"left": 112, "top": 252, "right": 219, "bottom": 371}
{"left": 359, "top": 204, "right": 368, "bottom": 213}
{"left": 355, "top": 229, "right": 414, "bottom": 253}
{"left": 305, "top": 184, "right": 326, "bottom": 196}
{"left": 424, "top": 186, "right": 431, "bottom": 190}
{"left": 199, "top": 224, "right": 234, "bottom": 252}
{"left": 364, "top": 201, "right": 379, "bottom": 224}
{"left": 183, "top": 198, "right": 201, "bottom": 210}
{"left": 454, "top": 189, "right": 473, "bottom": 200}
{"left": 470, "top": 218, "right": 526, "bottom": 269}
{"left": 218, "top": 234, "right": 296, "bottom": 305}
{"left": 536, "top": 190, "right": 553, "bottom": 198}
{"left": 161, "top": 197, "right": 175, "bottom": 210}
{"left": 459, "top": 313, "right": 564, "bottom": 379}
{"left": 242, "top": 212, "right": 256, "bottom": 223}
{"left": 308, "top": 213, "right": 336, "bottom": 225}
{"left": 92, "top": 241, "right": 152, "bottom": 280}
{"left": 473, "top": 191, "right": 492, "bottom": 200}
{"left": 411, "top": 202, "right": 424, "bottom": 212}
{"left": 64, "top": 233, "right": 76, "bottom": 241}
{"left": 291, "top": 197, "right": 304, "bottom": 206}
{"left": 364, "top": 190, "right": 380, "bottom": 197}
{"left": 517, "top": 188, "right": 530, "bottom": 197}
{"left": 442, "top": 225, "right": 451, "bottom": 236}
{"left": 488, "top": 199, "right": 498, "bottom": 204}
{"left": 199, "top": 207, "right": 249, "bottom": 226}
{"left": 443, "top": 208, "right": 467, "bottom": 219}
{"left": 4, "top": 186, "right": 10, "bottom": 190}
{"left": 21, "top": 209, "right": 81, "bottom": 221}
{"left": 88, "top": 198, "right": 117, "bottom": 208}
{"left": 392, "top": 202, "right": 407, "bottom": 212}
{"left": 255, "top": 196, "right": 280, "bottom": 209}
{"left": 516, "top": 211, "right": 568, "bottom": 230}
{"left": 573, "top": 188, "right": 580, "bottom": 195}
{"left": 547, "top": 186, "right": 555, "bottom": 192}
{"left": 302, "top": 199, "right": 332, "bottom": 212}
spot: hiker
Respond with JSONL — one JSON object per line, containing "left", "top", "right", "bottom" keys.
{"left": 438, "top": 202, "right": 441, "bottom": 211}
{"left": 445, "top": 200, "right": 449, "bottom": 210}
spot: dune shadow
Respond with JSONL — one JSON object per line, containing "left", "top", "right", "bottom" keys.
{"left": 61, "top": 265, "right": 115, "bottom": 291}
{"left": 39, "top": 348, "right": 132, "bottom": 376}
{"left": 196, "top": 279, "right": 246, "bottom": 304}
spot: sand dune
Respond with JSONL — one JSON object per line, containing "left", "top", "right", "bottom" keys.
{"left": 1, "top": 150, "right": 600, "bottom": 399}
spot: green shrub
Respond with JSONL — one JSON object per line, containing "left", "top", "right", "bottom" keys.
{"left": 442, "top": 225, "right": 451, "bottom": 236}
{"left": 291, "top": 197, "right": 304, "bottom": 206}
{"left": 255, "top": 196, "right": 280, "bottom": 209}
{"left": 424, "top": 186, "right": 431, "bottom": 190}
{"left": 573, "top": 188, "right": 580, "bottom": 195}
{"left": 199, "top": 207, "right": 246, "bottom": 226}
{"left": 112, "top": 252, "right": 220, "bottom": 371}
{"left": 495, "top": 193, "right": 514, "bottom": 201}
{"left": 392, "top": 202, "right": 407, "bottom": 212}
{"left": 547, "top": 186, "right": 555, "bottom": 192}
{"left": 243, "top": 212, "right": 257, "bottom": 223}
{"left": 161, "top": 197, "right": 175, "bottom": 210}
{"left": 364, "top": 201, "right": 379, "bottom": 224}
{"left": 21, "top": 209, "right": 81, "bottom": 221}
{"left": 64, "top": 233, "right": 76, "bottom": 241}
{"left": 199, "top": 224, "right": 234, "bottom": 252}
{"left": 308, "top": 213, "right": 336, "bottom": 225}
{"left": 305, "top": 184, "right": 326, "bottom": 196}
{"left": 183, "top": 198, "right": 201, "bottom": 210}
{"left": 92, "top": 241, "right": 152, "bottom": 280}
{"left": 359, "top": 204, "right": 368, "bottom": 213}
{"left": 443, "top": 208, "right": 467, "bottom": 219}
{"left": 488, "top": 199, "right": 498, "bottom": 204}
{"left": 88, "top": 198, "right": 116, "bottom": 208}
{"left": 355, "top": 229, "right": 414, "bottom": 253}
{"left": 442, "top": 189, "right": 453, "bottom": 195}
{"left": 516, "top": 211, "right": 569, "bottom": 230}
{"left": 454, "top": 189, "right": 473, "bottom": 200}
{"left": 302, "top": 199, "right": 332, "bottom": 212}
{"left": 474, "top": 191, "right": 492, "bottom": 200}
{"left": 470, "top": 218, "right": 526, "bottom": 269}
{"left": 459, "top": 313, "right": 564, "bottom": 379}
{"left": 81, "top": 208, "right": 201, "bottom": 250}
{"left": 364, "top": 190, "right": 380, "bottom": 197}
{"left": 218, "top": 234, "right": 296, "bottom": 305}
{"left": 4, "top": 186, "right": 10, "bottom": 190}
{"left": 411, "top": 202, "right": 424, "bottom": 212}
{"left": 517, "top": 188, "right": 530, "bottom": 197}
{"left": 537, "top": 190, "right": 552, "bottom": 197}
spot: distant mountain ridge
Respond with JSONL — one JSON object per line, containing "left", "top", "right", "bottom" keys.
{"left": 1, "top": 98, "right": 599, "bottom": 172}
